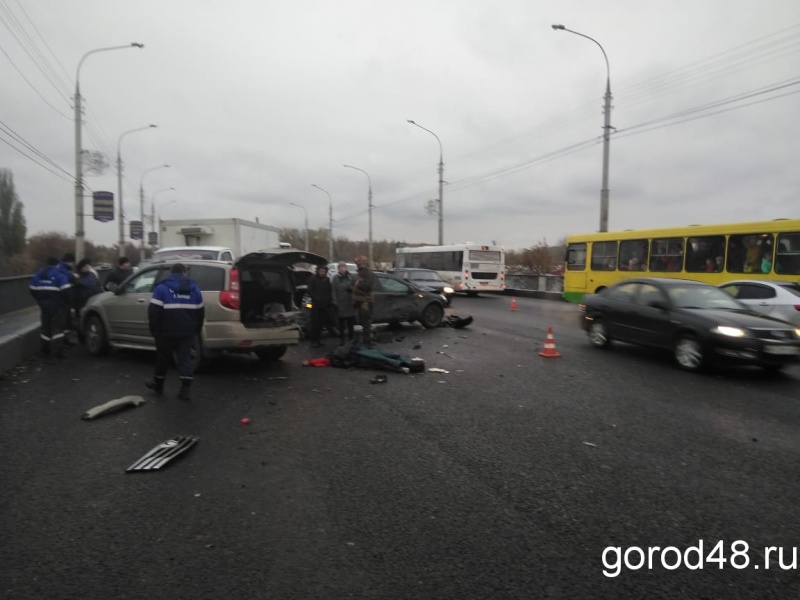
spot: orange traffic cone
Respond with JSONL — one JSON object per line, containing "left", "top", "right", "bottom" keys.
{"left": 510, "top": 297, "right": 518, "bottom": 311}
{"left": 538, "top": 327, "right": 562, "bottom": 358}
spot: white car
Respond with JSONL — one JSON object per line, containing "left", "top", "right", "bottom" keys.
{"left": 719, "top": 280, "right": 800, "bottom": 325}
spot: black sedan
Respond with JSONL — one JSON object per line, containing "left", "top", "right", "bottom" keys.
{"left": 580, "top": 278, "right": 800, "bottom": 372}
{"left": 391, "top": 268, "right": 455, "bottom": 305}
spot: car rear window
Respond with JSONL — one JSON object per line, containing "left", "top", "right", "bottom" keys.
{"left": 778, "top": 283, "right": 800, "bottom": 299}
{"left": 186, "top": 265, "right": 226, "bottom": 291}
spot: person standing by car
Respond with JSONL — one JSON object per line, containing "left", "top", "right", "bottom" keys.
{"left": 73, "top": 258, "right": 102, "bottom": 316}
{"left": 104, "top": 256, "right": 132, "bottom": 290}
{"left": 353, "top": 256, "right": 376, "bottom": 348}
{"left": 146, "top": 263, "right": 205, "bottom": 401}
{"left": 331, "top": 261, "right": 356, "bottom": 345}
{"left": 307, "top": 264, "right": 334, "bottom": 348}
{"left": 29, "top": 257, "right": 72, "bottom": 361}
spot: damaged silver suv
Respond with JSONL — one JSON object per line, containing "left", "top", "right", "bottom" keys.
{"left": 81, "top": 250, "right": 327, "bottom": 369}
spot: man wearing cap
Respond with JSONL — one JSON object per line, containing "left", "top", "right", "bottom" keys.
{"left": 331, "top": 261, "right": 356, "bottom": 345}
{"left": 29, "top": 257, "right": 72, "bottom": 361}
{"left": 146, "top": 263, "right": 205, "bottom": 400}
{"left": 307, "top": 264, "right": 334, "bottom": 348}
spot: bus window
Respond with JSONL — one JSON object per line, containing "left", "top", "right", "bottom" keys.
{"left": 649, "top": 237, "right": 684, "bottom": 272}
{"left": 776, "top": 232, "right": 800, "bottom": 275}
{"left": 591, "top": 241, "right": 617, "bottom": 271}
{"left": 685, "top": 235, "right": 725, "bottom": 273}
{"left": 567, "top": 243, "right": 586, "bottom": 271}
{"left": 727, "top": 233, "right": 773, "bottom": 273}
{"left": 619, "top": 239, "right": 648, "bottom": 271}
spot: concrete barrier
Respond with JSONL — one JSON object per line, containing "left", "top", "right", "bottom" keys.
{"left": 0, "top": 307, "right": 41, "bottom": 374}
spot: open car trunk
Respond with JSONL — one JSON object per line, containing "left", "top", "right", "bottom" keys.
{"left": 237, "top": 251, "right": 327, "bottom": 330}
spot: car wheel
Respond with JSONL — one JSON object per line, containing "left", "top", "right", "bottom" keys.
{"left": 254, "top": 346, "right": 287, "bottom": 361}
{"left": 83, "top": 314, "right": 109, "bottom": 356}
{"left": 587, "top": 319, "right": 610, "bottom": 349}
{"left": 674, "top": 334, "right": 706, "bottom": 372}
{"left": 420, "top": 303, "right": 444, "bottom": 329}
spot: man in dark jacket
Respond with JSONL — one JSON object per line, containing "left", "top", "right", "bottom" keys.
{"left": 146, "top": 263, "right": 205, "bottom": 400}
{"left": 104, "top": 256, "right": 132, "bottom": 290}
{"left": 74, "top": 257, "right": 102, "bottom": 314}
{"left": 307, "top": 264, "right": 334, "bottom": 348}
{"left": 57, "top": 252, "right": 78, "bottom": 344}
{"left": 29, "top": 257, "right": 72, "bottom": 360}
{"left": 352, "top": 256, "right": 376, "bottom": 348}
{"left": 331, "top": 261, "right": 356, "bottom": 345}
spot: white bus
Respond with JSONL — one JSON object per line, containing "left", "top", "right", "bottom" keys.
{"left": 395, "top": 244, "right": 506, "bottom": 295}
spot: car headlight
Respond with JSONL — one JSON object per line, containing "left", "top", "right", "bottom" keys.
{"left": 795, "top": 328, "right": 800, "bottom": 339}
{"left": 712, "top": 326, "right": 746, "bottom": 338}
{"left": 443, "top": 286, "right": 454, "bottom": 294}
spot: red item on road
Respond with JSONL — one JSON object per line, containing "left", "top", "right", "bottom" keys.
{"left": 303, "top": 357, "right": 331, "bottom": 367}
{"left": 240, "top": 417, "right": 250, "bottom": 425}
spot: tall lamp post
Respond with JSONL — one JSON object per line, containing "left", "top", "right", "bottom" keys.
{"left": 150, "top": 187, "right": 176, "bottom": 244}
{"left": 117, "top": 124, "right": 156, "bottom": 258}
{"left": 156, "top": 199, "right": 179, "bottom": 240}
{"left": 552, "top": 24, "right": 612, "bottom": 232}
{"left": 407, "top": 120, "right": 444, "bottom": 245}
{"left": 139, "top": 164, "right": 170, "bottom": 256}
{"left": 74, "top": 43, "right": 144, "bottom": 261}
{"left": 343, "top": 164, "right": 373, "bottom": 265}
{"left": 311, "top": 184, "right": 333, "bottom": 259}
{"left": 289, "top": 202, "right": 309, "bottom": 251}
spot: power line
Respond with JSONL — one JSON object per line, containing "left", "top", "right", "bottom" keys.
{"left": 0, "top": 42, "right": 70, "bottom": 119}
{"left": 0, "top": 135, "right": 73, "bottom": 183}
{"left": 12, "top": 0, "right": 74, "bottom": 91}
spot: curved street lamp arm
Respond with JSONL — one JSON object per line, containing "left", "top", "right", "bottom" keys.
{"left": 77, "top": 43, "right": 144, "bottom": 85}
{"left": 407, "top": 120, "right": 443, "bottom": 160}
{"left": 551, "top": 25, "right": 609, "bottom": 82}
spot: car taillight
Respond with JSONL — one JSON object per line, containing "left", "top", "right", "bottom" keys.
{"left": 795, "top": 304, "right": 800, "bottom": 311}
{"left": 220, "top": 268, "right": 240, "bottom": 310}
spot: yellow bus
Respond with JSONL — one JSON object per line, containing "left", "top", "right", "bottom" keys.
{"left": 563, "top": 219, "right": 800, "bottom": 303}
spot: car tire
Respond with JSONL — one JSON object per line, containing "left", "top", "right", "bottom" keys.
{"left": 587, "top": 319, "right": 611, "bottom": 349}
{"left": 83, "top": 314, "right": 109, "bottom": 356}
{"left": 420, "top": 303, "right": 444, "bottom": 329}
{"left": 674, "top": 334, "right": 706, "bottom": 372}
{"left": 255, "top": 346, "right": 287, "bottom": 362}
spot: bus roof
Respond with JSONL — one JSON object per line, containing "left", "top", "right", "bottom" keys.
{"left": 567, "top": 219, "right": 800, "bottom": 243}
{"left": 397, "top": 243, "right": 504, "bottom": 252}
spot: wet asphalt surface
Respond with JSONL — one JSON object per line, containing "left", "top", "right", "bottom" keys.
{"left": 1, "top": 295, "right": 799, "bottom": 599}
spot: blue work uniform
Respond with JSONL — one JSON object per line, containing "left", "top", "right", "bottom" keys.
{"left": 29, "top": 266, "right": 72, "bottom": 357}
{"left": 147, "top": 273, "right": 205, "bottom": 382}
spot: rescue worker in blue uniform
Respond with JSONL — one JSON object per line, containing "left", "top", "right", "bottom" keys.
{"left": 29, "top": 257, "right": 72, "bottom": 360}
{"left": 146, "top": 263, "right": 205, "bottom": 400}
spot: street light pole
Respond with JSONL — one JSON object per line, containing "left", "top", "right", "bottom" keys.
{"left": 150, "top": 187, "right": 176, "bottom": 243}
{"left": 311, "top": 184, "right": 333, "bottom": 259}
{"left": 139, "top": 164, "right": 170, "bottom": 257}
{"left": 156, "top": 199, "right": 179, "bottom": 240}
{"left": 74, "top": 43, "right": 144, "bottom": 261}
{"left": 552, "top": 24, "right": 612, "bottom": 232}
{"left": 343, "top": 165, "right": 373, "bottom": 266}
{"left": 407, "top": 120, "right": 444, "bottom": 245}
{"left": 117, "top": 124, "right": 156, "bottom": 258}
{"left": 289, "top": 202, "right": 309, "bottom": 251}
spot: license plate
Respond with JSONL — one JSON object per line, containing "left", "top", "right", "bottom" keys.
{"left": 764, "top": 345, "right": 800, "bottom": 355}
{"left": 480, "top": 282, "right": 488, "bottom": 286}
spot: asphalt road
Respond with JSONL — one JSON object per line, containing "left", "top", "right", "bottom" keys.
{"left": 1, "top": 295, "right": 798, "bottom": 599}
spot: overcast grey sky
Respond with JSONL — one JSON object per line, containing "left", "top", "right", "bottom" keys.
{"left": 2, "top": 0, "right": 798, "bottom": 252}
